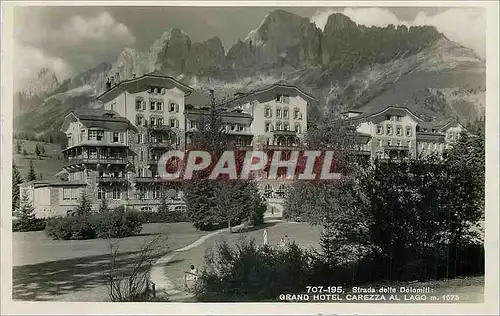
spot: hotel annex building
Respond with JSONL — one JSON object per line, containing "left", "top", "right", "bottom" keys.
{"left": 19, "top": 72, "right": 466, "bottom": 218}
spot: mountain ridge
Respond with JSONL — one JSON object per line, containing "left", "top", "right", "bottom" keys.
{"left": 14, "top": 10, "right": 485, "bottom": 134}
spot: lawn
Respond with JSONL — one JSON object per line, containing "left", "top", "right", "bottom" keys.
{"left": 12, "top": 222, "right": 208, "bottom": 301}
{"left": 162, "top": 221, "right": 322, "bottom": 293}
{"left": 13, "top": 140, "right": 64, "bottom": 180}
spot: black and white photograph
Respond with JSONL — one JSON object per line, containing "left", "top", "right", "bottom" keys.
{"left": 1, "top": 1, "right": 498, "bottom": 315}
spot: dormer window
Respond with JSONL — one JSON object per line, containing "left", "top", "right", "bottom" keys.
{"left": 396, "top": 127, "right": 402, "bottom": 136}
{"left": 276, "top": 94, "right": 290, "bottom": 104}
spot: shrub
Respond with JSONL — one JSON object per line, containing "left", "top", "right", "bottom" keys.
{"left": 45, "top": 215, "right": 93, "bottom": 240}
{"left": 45, "top": 207, "right": 143, "bottom": 240}
{"left": 194, "top": 238, "right": 313, "bottom": 302}
{"left": 12, "top": 218, "right": 46, "bottom": 232}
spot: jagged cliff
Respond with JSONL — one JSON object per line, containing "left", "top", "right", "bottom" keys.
{"left": 14, "top": 10, "right": 485, "bottom": 134}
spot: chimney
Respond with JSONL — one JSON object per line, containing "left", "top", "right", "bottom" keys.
{"left": 132, "top": 73, "right": 136, "bottom": 79}
{"left": 110, "top": 76, "right": 115, "bottom": 87}
{"left": 116, "top": 72, "right": 120, "bottom": 84}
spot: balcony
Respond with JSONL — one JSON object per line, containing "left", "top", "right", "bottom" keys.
{"left": 273, "top": 130, "right": 297, "bottom": 137}
{"left": 148, "top": 125, "right": 174, "bottom": 133}
{"left": 63, "top": 157, "right": 129, "bottom": 168}
{"left": 148, "top": 142, "right": 175, "bottom": 149}
{"left": 97, "top": 177, "right": 127, "bottom": 184}
{"left": 382, "top": 145, "right": 410, "bottom": 151}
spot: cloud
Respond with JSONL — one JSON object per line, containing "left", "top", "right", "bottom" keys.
{"left": 13, "top": 41, "right": 74, "bottom": 90}
{"left": 15, "top": 11, "right": 136, "bottom": 88}
{"left": 61, "top": 12, "right": 135, "bottom": 45}
{"left": 311, "top": 7, "right": 485, "bottom": 58}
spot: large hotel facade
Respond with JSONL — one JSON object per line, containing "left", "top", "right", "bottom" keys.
{"left": 20, "top": 72, "right": 466, "bottom": 218}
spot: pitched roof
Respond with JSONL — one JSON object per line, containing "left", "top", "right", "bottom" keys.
{"left": 96, "top": 72, "right": 193, "bottom": 102}
{"left": 61, "top": 108, "right": 137, "bottom": 132}
{"left": 223, "top": 82, "right": 317, "bottom": 106}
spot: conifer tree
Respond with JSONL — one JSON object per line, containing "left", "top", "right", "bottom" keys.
{"left": 17, "top": 193, "right": 36, "bottom": 229}
{"left": 26, "top": 160, "right": 37, "bottom": 181}
{"left": 12, "top": 163, "right": 23, "bottom": 212}
{"left": 75, "top": 191, "right": 92, "bottom": 216}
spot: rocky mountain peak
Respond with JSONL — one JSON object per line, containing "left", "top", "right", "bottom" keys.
{"left": 21, "top": 67, "right": 59, "bottom": 98}
{"left": 324, "top": 13, "right": 358, "bottom": 31}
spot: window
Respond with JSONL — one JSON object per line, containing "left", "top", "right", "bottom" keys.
{"left": 294, "top": 124, "right": 302, "bottom": 133}
{"left": 113, "top": 133, "right": 120, "bottom": 143}
{"left": 157, "top": 118, "right": 164, "bottom": 126}
{"left": 67, "top": 136, "right": 72, "bottom": 147}
{"left": 136, "top": 116, "right": 143, "bottom": 126}
{"left": 406, "top": 126, "right": 412, "bottom": 137}
{"left": 141, "top": 206, "right": 152, "bottom": 211}
{"left": 276, "top": 94, "right": 290, "bottom": 103}
{"left": 265, "top": 122, "right": 273, "bottom": 132}
{"left": 376, "top": 125, "right": 383, "bottom": 135}
{"left": 112, "top": 187, "right": 121, "bottom": 200}
{"left": 62, "top": 188, "right": 79, "bottom": 200}
{"left": 294, "top": 109, "right": 300, "bottom": 120}
{"left": 264, "top": 184, "right": 273, "bottom": 198}
{"left": 88, "top": 130, "right": 97, "bottom": 140}
{"left": 276, "top": 122, "right": 282, "bottom": 131}
{"left": 378, "top": 139, "right": 382, "bottom": 147}
{"left": 386, "top": 125, "right": 393, "bottom": 135}
{"left": 150, "top": 117, "right": 156, "bottom": 126}
{"left": 276, "top": 184, "right": 287, "bottom": 197}
{"left": 150, "top": 101, "right": 156, "bottom": 111}
{"left": 153, "top": 186, "right": 161, "bottom": 199}
{"left": 175, "top": 205, "right": 186, "bottom": 212}
{"left": 395, "top": 116, "right": 401, "bottom": 122}
{"left": 89, "top": 149, "right": 98, "bottom": 159}
{"left": 97, "top": 187, "right": 106, "bottom": 200}
{"left": 110, "top": 103, "right": 115, "bottom": 111}
{"left": 396, "top": 127, "right": 402, "bottom": 136}
{"left": 283, "top": 95, "right": 290, "bottom": 104}
{"left": 283, "top": 122, "right": 289, "bottom": 131}
{"left": 136, "top": 100, "right": 143, "bottom": 111}
{"left": 283, "top": 108, "right": 289, "bottom": 118}
{"left": 170, "top": 118, "right": 178, "bottom": 128}
{"left": 397, "top": 140, "right": 402, "bottom": 146}
{"left": 157, "top": 102, "right": 163, "bottom": 111}
{"left": 276, "top": 109, "right": 282, "bottom": 118}
{"left": 169, "top": 103, "right": 176, "bottom": 112}
{"left": 137, "top": 133, "right": 144, "bottom": 144}
{"left": 265, "top": 108, "right": 272, "bottom": 118}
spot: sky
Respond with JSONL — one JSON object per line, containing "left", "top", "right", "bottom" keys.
{"left": 13, "top": 6, "right": 486, "bottom": 88}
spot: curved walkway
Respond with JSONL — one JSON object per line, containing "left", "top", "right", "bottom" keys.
{"left": 149, "top": 220, "right": 289, "bottom": 301}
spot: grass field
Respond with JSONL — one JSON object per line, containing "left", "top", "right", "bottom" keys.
{"left": 12, "top": 222, "right": 208, "bottom": 301}
{"left": 13, "top": 140, "right": 64, "bottom": 180}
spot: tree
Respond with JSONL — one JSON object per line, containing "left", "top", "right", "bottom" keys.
{"left": 16, "top": 193, "right": 36, "bottom": 229}
{"left": 26, "top": 160, "right": 37, "bottom": 181}
{"left": 74, "top": 191, "right": 93, "bottom": 216}
{"left": 99, "top": 195, "right": 110, "bottom": 213}
{"left": 35, "top": 144, "right": 41, "bottom": 158}
{"left": 12, "top": 163, "right": 23, "bottom": 212}
{"left": 15, "top": 140, "right": 22, "bottom": 154}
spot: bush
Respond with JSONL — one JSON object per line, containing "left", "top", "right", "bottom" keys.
{"left": 12, "top": 218, "right": 46, "bottom": 232}
{"left": 45, "top": 207, "right": 143, "bottom": 240}
{"left": 194, "top": 238, "right": 313, "bottom": 302}
{"left": 45, "top": 215, "right": 93, "bottom": 240}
